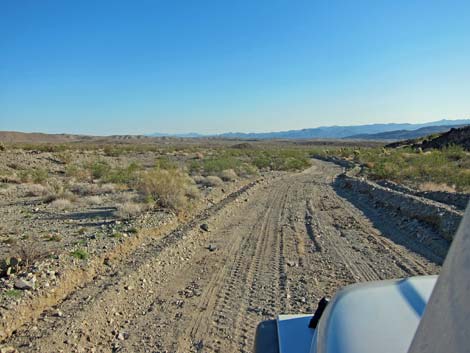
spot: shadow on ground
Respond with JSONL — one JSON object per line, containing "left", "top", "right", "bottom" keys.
{"left": 332, "top": 177, "right": 449, "bottom": 266}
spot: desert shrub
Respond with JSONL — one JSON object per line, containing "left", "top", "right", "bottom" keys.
{"left": 23, "top": 183, "right": 48, "bottom": 197}
{"left": 219, "top": 169, "right": 238, "bottom": 182}
{"left": 99, "top": 183, "right": 116, "bottom": 194}
{"left": 89, "top": 160, "right": 110, "bottom": 179}
{"left": 155, "top": 157, "right": 178, "bottom": 170}
{"left": 56, "top": 151, "right": 73, "bottom": 164}
{"left": 18, "top": 168, "right": 48, "bottom": 184}
{"left": 49, "top": 198, "right": 73, "bottom": 210}
{"left": 115, "top": 202, "right": 142, "bottom": 219}
{"left": 115, "top": 192, "right": 135, "bottom": 204}
{"left": 0, "top": 185, "right": 13, "bottom": 197}
{"left": 102, "top": 162, "right": 140, "bottom": 186}
{"left": 4, "top": 289, "right": 22, "bottom": 299}
{"left": 237, "top": 163, "right": 258, "bottom": 177}
{"left": 0, "top": 142, "right": 6, "bottom": 152}
{"left": 10, "top": 242, "right": 49, "bottom": 268}
{"left": 318, "top": 146, "right": 470, "bottom": 192}
{"left": 185, "top": 184, "right": 200, "bottom": 200}
{"left": 44, "top": 179, "right": 76, "bottom": 203}
{"left": 69, "top": 182, "right": 99, "bottom": 196}
{"left": 201, "top": 176, "right": 224, "bottom": 187}
{"left": 136, "top": 168, "right": 198, "bottom": 211}
{"left": 70, "top": 249, "right": 88, "bottom": 260}
{"left": 66, "top": 164, "right": 90, "bottom": 182}
{"left": 86, "top": 195, "right": 103, "bottom": 205}
{"left": 190, "top": 156, "right": 241, "bottom": 175}
{"left": 419, "top": 182, "right": 456, "bottom": 193}
{"left": 103, "top": 145, "right": 126, "bottom": 157}
{"left": 192, "top": 175, "right": 205, "bottom": 184}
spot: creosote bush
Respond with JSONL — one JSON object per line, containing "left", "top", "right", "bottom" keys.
{"left": 201, "top": 175, "right": 223, "bottom": 187}
{"left": 136, "top": 168, "right": 199, "bottom": 212}
{"left": 313, "top": 145, "right": 470, "bottom": 192}
{"left": 219, "top": 169, "right": 238, "bottom": 182}
{"left": 115, "top": 202, "right": 143, "bottom": 219}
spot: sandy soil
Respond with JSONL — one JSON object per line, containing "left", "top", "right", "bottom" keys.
{"left": 2, "top": 160, "right": 442, "bottom": 353}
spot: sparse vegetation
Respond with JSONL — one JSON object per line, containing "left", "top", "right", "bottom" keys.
{"left": 70, "top": 249, "right": 88, "bottom": 260}
{"left": 50, "top": 198, "right": 73, "bottom": 210}
{"left": 10, "top": 243, "right": 49, "bottom": 268}
{"left": 19, "top": 168, "right": 48, "bottom": 184}
{"left": 24, "top": 183, "right": 48, "bottom": 197}
{"left": 201, "top": 176, "right": 224, "bottom": 187}
{"left": 4, "top": 289, "right": 22, "bottom": 299}
{"left": 136, "top": 168, "right": 199, "bottom": 212}
{"left": 314, "top": 145, "right": 470, "bottom": 192}
{"left": 115, "top": 202, "right": 143, "bottom": 219}
{"left": 219, "top": 169, "right": 238, "bottom": 182}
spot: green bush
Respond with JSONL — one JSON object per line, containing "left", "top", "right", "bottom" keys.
{"left": 70, "top": 249, "right": 88, "bottom": 260}
{"left": 102, "top": 162, "right": 140, "bottom": 185}
{"left": 318, "top": 146, "right": 470, "bottom": 192}
{"left": 19, "top": 168, "right": 49, "bottom": 184}
{"left": 136, "top": 168, "right": 199, "bottom": 212}
{"left": 89, "top": 160, "right": 110, "bottom": 179}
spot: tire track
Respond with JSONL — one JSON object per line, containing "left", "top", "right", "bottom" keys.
{"left": 3, "top": 161, "right": 443, "bottom": 353}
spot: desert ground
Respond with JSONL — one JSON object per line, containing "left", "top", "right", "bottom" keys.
{"left": 0, "top": 136, "right": 466, "bottom": 353}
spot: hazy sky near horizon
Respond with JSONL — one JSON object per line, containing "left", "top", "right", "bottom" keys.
{"left": 1, "top": 1, "right": 470, "bottom": 135}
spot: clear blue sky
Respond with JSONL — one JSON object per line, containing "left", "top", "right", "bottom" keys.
{"left": 1, "top": 1, "right": 469, "bottom": 135}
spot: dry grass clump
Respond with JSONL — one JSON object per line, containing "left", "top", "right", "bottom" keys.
{"left": 23, "top": 184, "right": 48, "bottom": 197}
{"left": 49, "top": 198, "right": 73, "bottom": 210}
{"left": 86, "top": 195, "right": 104, "bottom": 205}
{"left": 136, "top": 168, "right": 199, "bottom": 211}
{"left": 43, "top": 182, "right": 77, "bottom": 203}
{"left": 18, "top": 168, "right": 49, "bottom": 184}
{"left": 219, "top": 169, "right": 238, "bottom": 182}
{"left": 69, "top": 182, "right": 99, "bottom": 196}
{"left": 99, "top": 183, "right": 116, "bottom": 194}
{"left": 9, "top": 242, "right": 49, "bottom": 268}
{"left": 419, "top": 182, "right": 456, "bottom": 193}
{"left": 69, "top": 182, "right": 116, "bottom": 196}
{"left": 115, "top": 202, "right": 143, "bottom": 219}
{"left": 201, "top": 175, "right": 224, "bottom": 187}
{"left": 192, "top": 175, "right": 205, "bottom": 184}
{"left": 0, "top": 185, "right": 13, "bottom": 197}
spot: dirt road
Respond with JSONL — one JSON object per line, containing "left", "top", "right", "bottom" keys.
{"left": 6, "top": 160, "right": 442, "bottom": 353}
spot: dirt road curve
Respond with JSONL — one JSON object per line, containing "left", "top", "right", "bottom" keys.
{"left": 7, "top": 160, "right": 441, "bottom": 353}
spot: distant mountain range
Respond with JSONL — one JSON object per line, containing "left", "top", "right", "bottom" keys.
{"left": 2, "top": 119, "right": 469, "bottom": 143}
{"left": 148, "top": 132, "right": 204, "bottom": 138}
{"left": 148, "top": 119, "right": 470, "bottom": 140}
{"left": 345, "top": 124, "right": 469, "bottom": 140}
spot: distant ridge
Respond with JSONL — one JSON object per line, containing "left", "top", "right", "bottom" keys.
{"left": 2, "top": 119, "right": 470, "bottom": 143}
{"left": 147, "top": 132, "right": 204, "bottom": 138}
{"left": 344, "top": 124, "right": 469, "bottom": 140}
{"left": 386, "top": 125, "right": 470, "bottom": 151}
{"left": 213, "top": 119, "right": 470, "bottom": 140}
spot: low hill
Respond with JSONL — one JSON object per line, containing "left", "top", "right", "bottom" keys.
{"left": 0, "top": 131, "right": 83, "bottom": 143}
{"left": 215, "top": 119, "right": 470, "bottom": 140}
{"left": 345, "top": 125, "right": 466, "bottom": 140}
{"left": 386, "top": 125, "right": 470, "bottom": 150}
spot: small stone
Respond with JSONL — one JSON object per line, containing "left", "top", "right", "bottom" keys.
{"left": 200, "top": 223, "right": 209, "bottom": 232}
{"left": 14, "top": 278, "right": 34, "bottom": 290}
{"left": 117, "top": 332, "right": 129, "bottom": 340}
{"left": 286, "top": 260, "right": 296, "bottom": 267}
{"left": 207, "top": 244, "right": 217, "bottom": 252}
